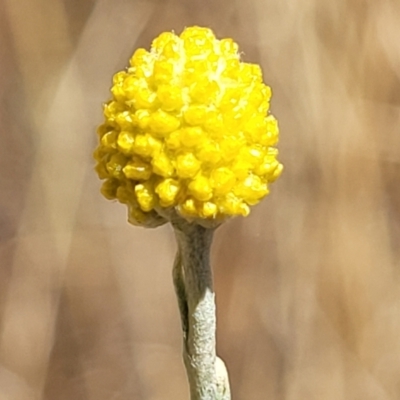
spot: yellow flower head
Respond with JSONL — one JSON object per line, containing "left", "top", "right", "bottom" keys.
{"left": 94, "top": 26, "right": 283, "bottom": 227}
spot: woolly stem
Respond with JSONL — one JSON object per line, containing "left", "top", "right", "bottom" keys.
{"left": 172, "top": 220, "right": 231, "bottom": 400}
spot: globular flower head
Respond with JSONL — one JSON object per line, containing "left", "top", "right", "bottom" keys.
{"left": 94, "top": 26, "right": 283, "bottom": 227}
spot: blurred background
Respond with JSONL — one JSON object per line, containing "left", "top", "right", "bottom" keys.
{"left": 1, "top": 0, "right": 400, "bottom": 399}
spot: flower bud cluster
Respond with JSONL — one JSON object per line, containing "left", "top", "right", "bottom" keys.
{"left": 94, "top": 26, "right": 282, "bottom": 226}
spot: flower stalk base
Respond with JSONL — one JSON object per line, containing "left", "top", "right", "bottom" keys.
{"left": 172, "top": 220, "right": 230, "bottom": 400}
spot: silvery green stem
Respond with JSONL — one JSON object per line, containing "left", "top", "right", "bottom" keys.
{"left": 172, "top": 220, "right": 231, "bottom": 400}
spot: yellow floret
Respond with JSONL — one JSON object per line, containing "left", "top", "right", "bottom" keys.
{"left": 180, "top": 127, "right": 204, "bottom": 147}
{"left": 123, "top": 158, "right": 152, "bottom": 180}
{"left": 116, "top": 182, "right": 135, "bottom": 204}
{"left": 123, "top": 76, "right": 141, "bottom": 100}
{"left": 152, "top": 152, "right": 174, "bottom": 177}
{"left": 217, "top": 193, "right": 250, "bottom": 217}
{"left": 190, "top": 79, "right": 219, "bottom": 103}
{"left": 132, "top": 134, "right": 161, "bottom": 157}
{"left": 165, "top": 130, "right": 182, "bottom": 150}
{"left": 153, "top": 60, "right": 174, "bottom": 84}
{"left": 151, "top": 32, "right": 177, "bottom": 53}
{"left": 196, "top": 141, "right": 221, "bottom": 164}
{"left": 115, "top": 111, "right": 136, "bottom": 131}
{"left": 95, "top": 161, "right": 109, "bottom": 179}
{"left": 181, "top": 27, "right": 215, "bottom": 55}
{"left": 117, "top": 131, "right": 135, "bottom": 154}
{"left": 183, "top": 105, "right": 207, "bottom": 126}
{"left": 211, "top": 168, "right": 236, "bottom": 195}
{"left": 180, "top": 197, "right": 198, "bottom": 216}
{"left": 157, "top": 84, "right": 184, "bottom": 111}
{"left": 135, "top": 109, "right": 151, "bottom": 130}
{"left": 201, "top": 202, "right": 218, "bottom": 218}
{"left": 149, "top": 110, "right": 181, "bottom": 136}
{"left": 134, "top": 87, "right": 157, "bottom": 109}
{"left": 188, "top": 175, "right": 213, "bottom": 201}
{"left": 219, "top": 38, "right": 239, "bottom": 55}
{"left": 156, "top": 179, "right": 181, "bottom": 207}
{"left": 94, "top": 26, "right": 283, "bottom": 226}
{"left": 101, "top": 131, "right": 118, "bottom": 150}
{"left": 135, "top": 182, "right": 156, "bottom": 211}
{"left": 176, "top": 153, "right": 201, "bottom": 178}
{"left": 129, "top": 48, "right": 148, "bottom": 67}
{"left": 234, "top": 175, "right": 269, "bottom": 205}
{"left": 106, "top": 153, "right": 127, "bottom": 179}
{"left": 101, "top": 179, "right": 119, "bottom": 200}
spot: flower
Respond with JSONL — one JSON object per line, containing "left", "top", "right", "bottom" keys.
{"left": 94, "top": 26, "right": 283, "bottom": 227}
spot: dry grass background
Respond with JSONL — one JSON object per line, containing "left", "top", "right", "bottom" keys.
{"left": 0, "top": 0, "right": 400, "bottom": 399}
